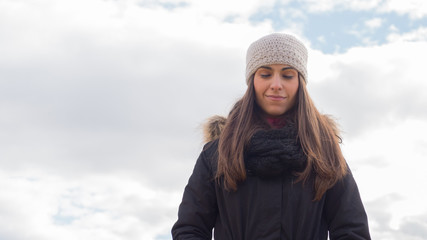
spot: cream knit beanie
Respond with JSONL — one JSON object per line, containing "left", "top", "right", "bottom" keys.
{"left": 245, "top": 33, "right": 308, "bottom": 85}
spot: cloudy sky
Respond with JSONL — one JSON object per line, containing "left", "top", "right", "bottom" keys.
{"left": 1, "top": 0, "right": 427, "bottom": 239}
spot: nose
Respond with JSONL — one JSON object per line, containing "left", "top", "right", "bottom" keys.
{"left": 270, "top": 73, "right": 282, "bottom": 91}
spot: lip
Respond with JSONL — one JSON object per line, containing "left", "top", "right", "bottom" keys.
{"left": 266, "top": 95, "right": 286, "bottom": 101}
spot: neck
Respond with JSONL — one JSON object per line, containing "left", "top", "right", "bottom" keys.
{"left": 265, "top": 115, "right": 287, "bottom": 129}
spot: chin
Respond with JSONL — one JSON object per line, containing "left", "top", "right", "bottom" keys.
{"left": 266, "top": 109, "right": 287, "bottom": 117}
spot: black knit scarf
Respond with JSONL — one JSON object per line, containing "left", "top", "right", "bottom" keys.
{"left": 244, "top": 123, "right": 307, "bottom": 178}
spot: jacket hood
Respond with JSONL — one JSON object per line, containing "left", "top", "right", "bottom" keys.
{"left": 203, "top": 115, "right": 227, "bottom": 143}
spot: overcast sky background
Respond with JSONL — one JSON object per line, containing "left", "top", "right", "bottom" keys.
{"left": 1, "top": 0, "right": 427, "bottom": 239}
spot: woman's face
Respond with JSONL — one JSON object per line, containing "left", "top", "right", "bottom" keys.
{"left": 253, "top": 64, "right": 299, "bottom": 117}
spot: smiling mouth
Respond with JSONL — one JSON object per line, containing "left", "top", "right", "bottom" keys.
{"left": 266, "top": 95, "right": 286, "bottom": 100}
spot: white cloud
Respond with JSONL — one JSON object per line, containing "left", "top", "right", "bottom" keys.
{"left": 1, "top": 0, "right": 427, "bottom": 239}
{"left": 300, "top": 0, "right": 427, "bottom": 21}
{"left": 301, "top": 0, "right": 382, "bottom": 12}
{"left": 317, "top": 35, "right": 326, "bottom": 43}
{"left": 0, "top": 170, "right": 181, "bottom": 240}
{"left": 310, "top": 40, "right": 427, "bottom": 135}
{"left": 389, "top": 24, "right": 399, "bottom": 32}
{"left": 365, "top": 17, "right": 384, "bottom": 29}
{"left": 387, "top": 27, "right": 427, "bottom": 42}
{"left": 309, "top": 40, "right": 427, "bottom": 239}
{"left": 380, "top": 0, "right": 427, "bottom": 19}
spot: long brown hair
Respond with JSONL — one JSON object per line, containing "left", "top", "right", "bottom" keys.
{"left": 216, "top": 74, "right": 347, "bottom": 200}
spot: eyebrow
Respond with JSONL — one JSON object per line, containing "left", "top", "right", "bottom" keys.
{"left": 259, "top": 66, "right": 296, "bottom": 71}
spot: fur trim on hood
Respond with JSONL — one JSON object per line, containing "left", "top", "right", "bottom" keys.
{"left": 203, "top": 115, "right": 227, "bottom": 143}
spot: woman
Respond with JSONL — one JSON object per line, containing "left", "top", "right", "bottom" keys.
{"left": 172, "top": 33, "right": 371, "bottom": 239}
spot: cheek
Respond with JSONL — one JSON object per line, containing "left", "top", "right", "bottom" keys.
{"left": 289, "top": 81, "right": 299, "bottom": 97}
{"left": 291, "top": 86, "right": 299, "bottom": 97}
{"left": 253, "top": 78, "right": 264, "bottom": 98}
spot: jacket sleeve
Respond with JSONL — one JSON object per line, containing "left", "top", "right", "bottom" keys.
{"left": 171, "top": 146, "right": 218, "bottom": 240}
{"left": 324, "top": 169, "right": 371, "bottom": 240}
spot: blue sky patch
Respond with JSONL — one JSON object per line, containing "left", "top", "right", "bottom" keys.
{"left": 53, "top": 213, "right": 78, "bottom": 225}
{"left": 155, "top": 234, "right": 172, "bottom": 240}
{"left": 250, "top": 2, "right": 427, "bottom": 53}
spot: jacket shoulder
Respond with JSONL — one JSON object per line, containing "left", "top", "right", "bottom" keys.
{"left": 201, "top": 139, "right": 219, "bottom": 174}
{"left": 203, "top": 115, "right": 226, "bottom": 143}
{"left": 325, "top": 169, "right": 371, "bottom": 239}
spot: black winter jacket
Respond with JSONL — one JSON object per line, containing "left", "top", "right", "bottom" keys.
{"left": 172, "top": 139, "right": 370, "bottom": 240}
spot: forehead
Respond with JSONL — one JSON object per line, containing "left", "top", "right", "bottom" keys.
{"left": 258, "top": 64, "right": 297, "bottom": 71}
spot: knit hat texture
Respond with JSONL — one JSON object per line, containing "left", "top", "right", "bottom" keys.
{"left": 245, "top": 33, "right": 308, "bottom": 85}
